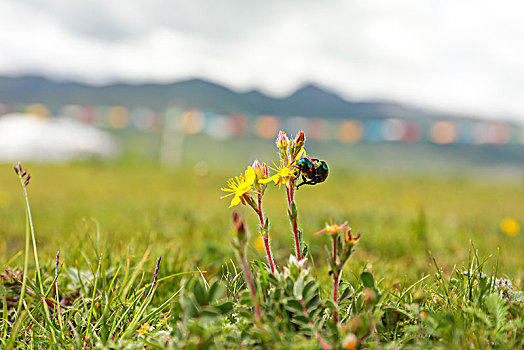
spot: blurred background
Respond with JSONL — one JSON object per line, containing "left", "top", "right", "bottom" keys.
{"left": 0, "top": 1, "right": 522, "bottom": 279}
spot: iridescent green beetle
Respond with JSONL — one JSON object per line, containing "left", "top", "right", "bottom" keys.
{"left": 295, "top": 157, "right": 329, "bottom": 189}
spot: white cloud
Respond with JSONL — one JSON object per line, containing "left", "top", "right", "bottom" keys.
{"left": 0, "top": 0, "right": 523, "bottom": 121}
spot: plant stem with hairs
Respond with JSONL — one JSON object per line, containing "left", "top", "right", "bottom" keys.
{"left": 286, "top": 179, "right": 302, "bottom": 260}
{"left": 245, "top": 193, "right": 276, "bottom": 274}
{"left": 255, "top": 202, "right": 275, "bottom": 274}
{"left": 232, "top": 212, "right": 261, "bottom": 321}
{"left": 249, "top": 160, "right": 276, "bottom": 274}
{"left": 332, "top": 236, "right": 340, "bottom": 323}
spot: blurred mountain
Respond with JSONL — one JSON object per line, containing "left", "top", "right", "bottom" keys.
{"left": 0, "top": 75, "right": 441, "bottom": 119}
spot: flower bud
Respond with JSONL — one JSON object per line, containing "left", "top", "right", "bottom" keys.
{"left": 24, "top": 174, "right": 31, "bottom": 187}
{"left": 345, "top": 228, "right": 361, "bottom": 245}
{"left": 252, "top": 159, "right": 261, "bottom": 173}
{"left": 342, "top": 333, "right": 358, "bottom": 350}
{"left": 276, "top": 130, "right": 289, "bottom": 150}
{"left": 232, "top": 211, "right": 247, "bottom": 244}
{"left": 348, "top": 316, "right": 364, "bottom": 333}
{"left": 261, "top": 162, "right": 269, "bottom": 178}
{"left": 363, "top": 288, "right": 376, "bottom": 305}
{"left": 294, "top": 130, "right": 305, "bottom": 149}
{"left": 251, "top": 159, "right": 268, "bottom": 182}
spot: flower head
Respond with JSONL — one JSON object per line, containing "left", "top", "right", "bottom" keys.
{"left": 220, "top": 167, "right": 256, "bottom": 208}
{"left": 156, "top": 315, "right": 169, "bottom": 327}
{"left": 288, "top": 254, "right": 308, "bottom": 268}
{"left": 315, "top": 218, "right": 350, "bottom": 236}
{"left": 283, "top": 254, "right": 309, "bottom": 278}
{"left": 13, "top": 162, "right": 31, "bottom": 187}
{"left": 342, "top": 333, "right": 358, "bottom": 350}
{"left": 259, "top": 160, "right": 299, "bottom": 188}
{"left": 137, "top": 324, "right": 152, "bottom": 335}
{"left": 259, "top": 149, "right": 307, "bottom": 189}
{"left": 345, "top": 227, "right": 361, "bottom": 245}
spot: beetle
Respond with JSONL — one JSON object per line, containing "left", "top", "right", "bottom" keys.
{"left": 295, "top": 157, "right": 329, "bottom": 189}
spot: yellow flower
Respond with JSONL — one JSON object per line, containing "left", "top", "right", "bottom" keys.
{"left": 137, "top": 324, "right": 151, "bottom": 335}
{"left": 500, "top": 217, "right": 520, "bottom": 236}
{"left": 315, "top": 217, "right": 349, "bottom": 236}
{"left": 220, "top": 167, "right": 256, "bottom": 208}
{"left": 156, "top": 315, "right": 169, "bottom": 326}
{"left": 259, "top": 160, "right": 299, "bottom": 188}
{"left": 259, "top": 149, "right": 307, "bottom": 188}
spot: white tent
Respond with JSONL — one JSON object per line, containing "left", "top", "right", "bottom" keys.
{"left": 0, "top": 113, "right": 118, "bottom": 162}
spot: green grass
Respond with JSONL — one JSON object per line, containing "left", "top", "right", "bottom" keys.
{"left": 0, "top": 147, "right": 522, "bottom": 348}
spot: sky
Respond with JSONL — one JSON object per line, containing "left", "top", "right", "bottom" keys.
{"left": 1, "top": 0, "right": 523, "bottom": 121}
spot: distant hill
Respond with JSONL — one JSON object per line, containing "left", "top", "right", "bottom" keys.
{"left": 0, "top": 75, "right": 445, "bottom": 120}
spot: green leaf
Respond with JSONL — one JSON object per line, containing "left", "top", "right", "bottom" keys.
{"left": 208, "top": 281, "right": 225, "bottom": 303}
{"left": 292, "top": 315, "right": 310, "bottom": 327}
{"left": 285, "top": 299, "right": 304, "bottom": 314}
{"left": 484, "top": 293, "right": 509, "bottom": 332}
{"left": 293, "top": 275, "right": 305, "bottom": 299}
{"left": 325, "top": 299, "right": 337, "bottom": 311}
{"left": 361, "top": 271, "right": 375, "bottom": 289}
{"left": 291, "top": 202, "right": 297, "bottom": 217}
{"left": 247, "top": 327, "right": 270, "bottom": 342}
{"left": 306, "top": 295, "right": 321, "bottom": 312}
{"left": 201, "top": 308, "right": 221, "bottom": 318}
{"left": 239, "top": 310, "right": 254, "bottom": 319}
{"left": 339, "top": 284, "right": 355, "bottom": 302}
{"left": 215, "top": 301, "right": 233, "bottom": 314}
{"left": 302, "top": 280, "right": 318, "bottom": 302}
{"left": 267, "top": 274, "right": 280, "bottom": 287}
{"left": 193, "top": 280, "right": 208, "bottom": 306}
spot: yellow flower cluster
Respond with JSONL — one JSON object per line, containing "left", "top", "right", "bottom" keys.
{"left": 220, "top": 131, "right": 307, "bottom": 207}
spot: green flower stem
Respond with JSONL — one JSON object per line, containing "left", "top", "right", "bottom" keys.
{"left": 15, "top": 208, "right": 30, "bottom": 319}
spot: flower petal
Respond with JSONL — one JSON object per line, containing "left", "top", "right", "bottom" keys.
{"left": 259, "top": 174, "right": 279, "bottom": 184}
{"left": 229, "top": 195, "right": 241, "bottom": 208}
{"left": 244, "top": 166, "right": 256, "bottom": 185}
{"left": 220, "top": 192, "right": 234, "bottom": 199}
{"left": 314, "top": 228, "right": 327, "bottom": 236}
{"left": 297, "top": 148, "right": 307, "bottom": 159}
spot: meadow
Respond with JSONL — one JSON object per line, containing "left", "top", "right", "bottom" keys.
{"left": 0, "top": 134, "right": 523, "bottom": 348}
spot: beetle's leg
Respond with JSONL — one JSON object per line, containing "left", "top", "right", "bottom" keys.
{"left": 296, "top": 175, "right": 306, "bottom": 189}
{"left": 296, "top": 179, "right": 318, "bottom": 189}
